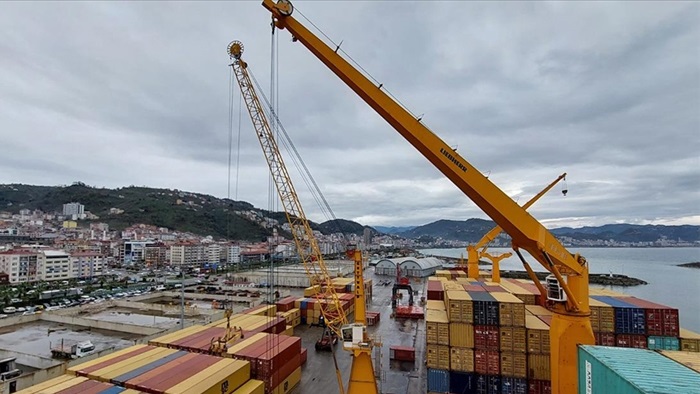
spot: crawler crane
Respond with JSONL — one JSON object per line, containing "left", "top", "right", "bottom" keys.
{"left": 465, "top": 173, "right": 568, "bottom": 282}
{"left": 228, "top": 41, "right": 377, "bottom": 394}
{"left": 261, "top": 2, "right": 595, "bottom": 393}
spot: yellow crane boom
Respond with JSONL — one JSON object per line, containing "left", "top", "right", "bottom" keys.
{"left": 228, "top": 40, "right": 376, "bottom": 394}
{"left": 260, "top": 2, "right": 594, "bottom": 392}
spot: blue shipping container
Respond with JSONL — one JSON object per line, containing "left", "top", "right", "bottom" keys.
{"left": 449, "top": 371, "right": 477, "bottom": 394}
{"left": 593, "top": 296, "right": 645, "bottom": 334}
{"left": 469, "top": 291, "right": 499, "bottom": 326}
{"left": 428, "top": 368, "right": 450, "bottom": 392}
{"left": 476, "top": 374, "right": 500, "bottom": 394}
{"left": 648, "top": 336, "right": 680, "bottom": 350}
{"left": 501, "top": 377, "right": 527, "bottom": 394}
{"left": 578, "top": 345, "right": 700, "bottom": 394}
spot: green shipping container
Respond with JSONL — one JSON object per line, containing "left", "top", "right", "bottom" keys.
{"left": 648, "top": 336, "right": 680, "bottom": 351}
{"left": 578, "top": 345, "right": 700, "bottom": 394}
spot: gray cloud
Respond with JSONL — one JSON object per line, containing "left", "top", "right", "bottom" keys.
{"left": 0, "top": 1, "right": 698, "bottom": 228}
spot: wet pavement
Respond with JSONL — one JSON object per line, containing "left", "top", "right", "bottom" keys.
{"left": 0, "top": 322, "right": 142, "bottom": 359}
{"left": 292, "top": 268, "right": 427, "bottom": 394}
{"left": 87, "top": 310, "right": 180, "bottom": 329}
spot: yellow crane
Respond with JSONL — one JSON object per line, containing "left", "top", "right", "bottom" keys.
{"left": 227, "top": 40, "right": 376, "bottom": 394}
{"left": 260, "top": 2, "right": 595, "bottom": 393}
{"left": 465, "top": 173, "right": 568, "bottom": 282}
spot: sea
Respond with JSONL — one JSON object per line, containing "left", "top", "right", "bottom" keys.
{"left": 418, "top": 247, "right": 700, "bottom": 332}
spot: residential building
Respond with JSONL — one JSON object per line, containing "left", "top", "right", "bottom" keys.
{"left": 122, "top": 241, "right": 156, "bottom": 265}
{"left": 0, "top": 249, "right": 39, "bottom": 283}
{"left": 170, "top": 242, "right": 206, "bottom": 267}
{"left": 144, "top": 242, "right": 169, "bottom": 268}
{"left": 227, "top": 245, "right": 241, "bottom": 265}
{"left": 71, "top": 252, "right": 105, "bottom": 279}
{"left": 62, "top": 202, "right": 85, "bottom": 220}
{"left": 40, "top": 250, "right": 71, "bottom": 281}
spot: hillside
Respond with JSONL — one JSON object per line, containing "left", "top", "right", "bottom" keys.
{"left": 398, "top": 218, "right": 496, "bottom": 242}
{"left": 0, "top": 183, "right": 372, "bottom": 240}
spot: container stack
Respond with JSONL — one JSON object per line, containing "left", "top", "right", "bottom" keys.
{"left": 426, "top": 276, "right": 695, "bottom": 394}
{"left": 293, "top": 292, "right": 355, "bottom": 326}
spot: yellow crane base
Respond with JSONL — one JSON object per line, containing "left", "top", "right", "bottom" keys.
{"left": 347, "top": 348, "right": 378, "bottom": 394}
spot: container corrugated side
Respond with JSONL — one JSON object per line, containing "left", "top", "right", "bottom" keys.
{"left": 592, "top": 295, "right": 645, "bottom": 334}
{"left": 474, "top": 325, "right": 499, "bottom": 351}
{"left": 469, "top": 291, "right": 499, "bottom": 326}
{"left": 231, "top": 379, "right": 264, "bottom": 394}
{"left": 271, "top": 365, "right": 301, "bottom": 394}
{"left": 68, "top": 345, "right": 151, "bottom": 376}
{"left": 449, "top": 322, "right": 474, "bottom": 348}
{"left": 226, "top": 333, "right": 269, "bottom": 357}
{"left": 476, "top": 374, "right": 500, "bottom": 394}
{"left": 648, "top": 336, "right": 680, "bottom": 350}
{"left": 578, "top": 345, "right": 700, "bottom": 394}
{"left": 449, "top": 371, "right": 476, "bottom": 394}
{"left": 85, "top": 347, "right": 177, "bottom": 381}
{"left": 474, "top": 349, "right": 499, "bottom": 375}
{"left": 491, "top": 291, "right": 526, "bottom": 327}
{"left": 680, "top": 328, "right": 700, "bottom": 352}
{"left": 500, "top": 351, "right": 527, "bottom": 378}
{"left": 659, "top": 350, "right": 700, "bottom": 373}
{"left": 15, "top": 376, "right": 88, "bottom": 394}
{"left": 426, "top": 309, "right": 449, "bottom": 345}
{"left": 427, "top": 368, "right": 450, "bottom": 393}
{"left": 445, "top": 290, "right": 473, "bottom": 323}
{"left": 500, "top": 279, "right": 537, "bottom": 305}
{"left": 527, "top": 354, "right": 550, "bottom": 381}
{"left": 525, "top": 315, "right": 550, "bottom": 354}
{"left": 166, "top": 359, "right": 250, "bottom": 394}
{"left": 426, "top": 344, "right": 450, "bottom": 370}
{"left": 620, "top": 296, "right": 680, "bottom": 337}
{"left": 501, "top": 376, "right": 527, "bottom": 394}
{"left": 101, "top": 349, "right": 185, "bottom": 383}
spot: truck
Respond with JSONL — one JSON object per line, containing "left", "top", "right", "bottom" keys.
{"left": 50, "top": 340, "right": 95, "bottom": 359}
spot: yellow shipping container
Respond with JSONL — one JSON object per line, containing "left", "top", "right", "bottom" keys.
{"left": 499, "top": 326, "right": 526, "bottom": 353}
{"left": 272, "top": 366, "right": 301, "bottom": 394}
{"left": 68, "top": 345, "right": 148, "bottom": 375}
{"left": 166, "top": 359, "right": 250, "bottom": 394}
{"left": 526, "top": 315, "right": 550, "bottom": 354}
{"left": 680, "top": 328, "right": 700, "bottom": 352}
{"left": 525, "top": 305, "right": 553, "bottom": 316}
{"left": 232, "top": 379, "right": 265, "bottom": 394}
{"left": 445, "top": 290, "right": 473, "bottom": 323}
{"left": 304, "top": 285, "right": 321, "bottom": 297}
{"left": 23, "top": 377, "right": 89, "bottom": 394}
{"left": 501, "top": 352, "right": 527, "bottom": 378}
{"left": 449, "top": 347, "right": 474, "bottom": 373}
{"left": 426, "top": 300, "right": 447, "bottom": 311}
{"left": 426, "top": 344, "right": 450, "bottom": 370}
{"left": 527, "top": 354, "right": 551, "bottom": 380}
{"left": 15, "top": 375, "right": 76, "bottom": 394}
{"left": 449, "top": 322, "right": 474, "bottom": 348}
{"left": 499, "top": 280, "right": 537, "bottom": 305}
{"left": 659, "top": 350, "right": 700, "bottom": 372}
{"left": 89, "top": 348, "right": 177, "bottom": 381}
{"left": 588, "top": 298, "right": 614, "bottom": 333}
{"left": 426, "top": 309, "right": 450, "bottom": 345}
{"left": 283, "top": 325, "right": 294, "bottom": 336}
{"left": 149, "top": 324, "right": 206, "bottom": 346}
{"left": 443, "top": 281, "right": 463, "bottom": 291}
{"left": 491, "top": 292, "right": 525, "bottom": 327}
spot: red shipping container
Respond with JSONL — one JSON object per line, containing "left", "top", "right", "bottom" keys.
{"left": 463, "top": 284, "right": 486, "bottom": 292}
{"left": 133, "top": 354, "right": 220, "bottom": 392}
{"left": 60, "top": 380, "right": 113, "bottom": 394}
{"left": 232, "top": 335, "right": 280, "bottom": 375}
{"left": 427, "top": 281, "right": 444, "bottom": 301}
{"left": 619, "top": 297, "right": 679, "bottom": 337}
{"left": 528, "top": 379, "right": 552, "bottom": 394}
{"left": 474, "top": 325, "right": 500, "bottom": 351}
{"left": 594, "top": 332, "right": 615, "bottom": 346}
{"left": 616, "top": 334, "right": 647, "bottom": 349}
{"left": 474, "top": 350, "right": 500, "bottom": 375}
{"left": 75, "top": 346, "right": 153, "bottom": 376}
{"left": 256, "top": 336, "right": 302, "bottom": 378}
{"left": 389, "top": 346, "right": 415, "bottom": 362}
{"left": 125, "top": 352, "right": 200, "bottom": 389}
{"left": 276, "top": 296, "right": 296, "bottom": 312}
{"left": 482, "top": 285, "right": 506, "bottom": 293}
{"left": 260, "top": 353, "right": 301, "bottom": 393}
{"left": 300, "top": 347, "right": 308, "bottom": 365}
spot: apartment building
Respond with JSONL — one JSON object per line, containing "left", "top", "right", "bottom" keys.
{"left": 0, "top": 249, "right": 39, "bottom": 283}
{"left": 71, "top": 251, "right": 105, "bottom": 279}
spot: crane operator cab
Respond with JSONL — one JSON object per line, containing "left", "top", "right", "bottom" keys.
{"left": 341, "top": 323, "right": 371, "bottom": 350}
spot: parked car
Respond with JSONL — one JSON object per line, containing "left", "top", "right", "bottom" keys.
{"left": 2, "top": 307, "right": 16, "bottom": 314}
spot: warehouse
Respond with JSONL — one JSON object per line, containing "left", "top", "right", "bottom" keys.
{"left": 374, "top": 257, "right": 443, "bottom": 277}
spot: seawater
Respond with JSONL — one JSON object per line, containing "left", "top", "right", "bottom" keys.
{"left": 419, "top": 247, "right": 700, "bottom": 332}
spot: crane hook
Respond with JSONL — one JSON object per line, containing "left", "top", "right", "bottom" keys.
{"left": 561, "top": 176, "right": 568, "bottom": 196}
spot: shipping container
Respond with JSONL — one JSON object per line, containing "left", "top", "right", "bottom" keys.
{"left": 231, "top": 379, "right": 265, "bottom": 394}
{"left": 256, "top": 336, "right": 302, "bottom": 379}
{"left": 449, "top": 371, "right": 476, "bottom": 394}
{"left": 37, "top": 377, "right": 116, "bottom": 394}
{"left": 110, "top": 350, "right": 192, "bottom": 385}
{"left": 527, "top": 354, "right": 550, "bottom": 381}
{"left": 270, "top": 365, "right": 301, "bottom": 394}
{"left": 648, "top": 336, "right": 680, "bottom": 350}
{"left": 659, "top": 350, "right": 700, "bottom": 373}
{"left": 426, "top": 300, "right": 447, "bottom": 311}
{"left": 476, "top": 374, "right": 500, "bottom": 394}
{"left": 165, "top": 359, "right": 250, "bottom": 394}
{"left": 594, "top": 331, "right": 615, "bottom": 347}
{"left": 427, "top": 280, "right": 445, "bottom": 301}
{"left": 470, "top": 291, "right": 499, "bottom": 326}
{"left": 524, "top": 305, "right": 552, "bottom": 317}
{"left": 588, "top": 297, "right": 615, "bottom": 333}
{"left": 592, "top": 296, "right": 645, "bottom": 334}
{"left": 474, "top": 350, "right": 500, "bottom": 375}
{"left": 426, "top": 344, "right": 450, "bottom": 370}
{"left": 427, "top": 368, "right": 450, "bottom": 393}
{"left": 389, "top": 346, "right": 415, "bottom": 362}
{"left": 449, "top": 322, "right": 475, "bottom": 348}
{"left": 620, "top": 296, "right": 680, "bottom": 337}
{"left": 500, "top": 326, "right": 526, "bottom": 353}
{"left": 126, "top": 353, "right": 222, "bottom": 390}
{"left": 426, "top": 309, "right": 450, "bottom": 345}
{"left": 67, "top": 345, "right": 151, "bottom": 376}
{"left": 474, "top": 325, "right": 499, "bottom": 351}
{"left": 84, "top": 347, "right": 179, "bottom": 381}
{"left": 501, "top": 351, "right": 527, "bottom": 378}
{"left": 15, "top": 374, "right": 76, "bottom": 394}
{"left": 525, "top": 315, "right": 550, "bottom": 354}
{"left": 449, "top": 347, "right": 474, "bottom": 373}
{"left": 446, "top": 290, "right": 473, "bottom": 323}
{"left": 501, "top": 376, "right": 528, "bottom": 394}
{"left": 578, "top": 345, "right": 700, "bottom": 394}
{"left": 615, "top": 334, "right": 647, "bottom": 349}
{"left": 500, "top": 279, "right": 538, "bottom": 305}
{"left": 527, "top": 379, "right": 551, "bottom": 394}
{"left": 680, "top": 328, "right": 700, "bottom": 352}
{"left": 491, "top": 292, "right": 526, "bottom": 327}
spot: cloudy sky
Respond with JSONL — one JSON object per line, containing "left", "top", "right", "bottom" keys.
{"left": 1, "top": 1, "right": 698, "bottom": 228}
